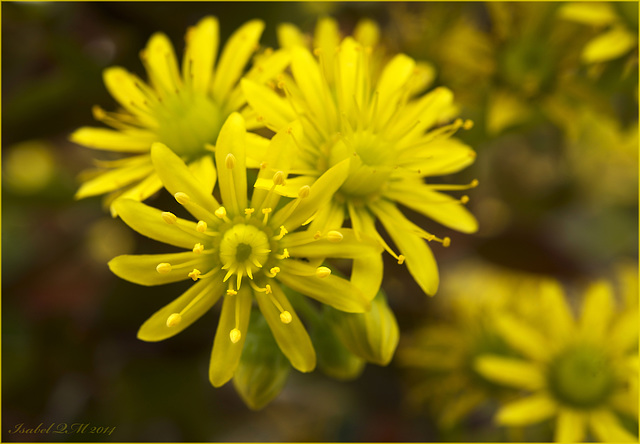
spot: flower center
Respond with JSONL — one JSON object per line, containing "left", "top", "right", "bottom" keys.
{"left": 329, "top": 131, "right": 396, "bottom": 198}
{"left": 219, "top": 224, "right": 271, "bottom": 283}
{"left": 548, "top": 344, "right": 615, "bottom": 408}
{"left": 153, "top": 92, "right": 222, "bottom": 158}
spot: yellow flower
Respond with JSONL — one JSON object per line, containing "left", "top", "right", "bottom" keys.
{"left": 241, "top": 17, "right": 478, "bottom": 295}
{"left": 475, "top": 280, "right": 639, "bottom": 442}
{"left": 108, "top": 113, "right": 381, "bottom": 401}
{"left": 72, "top": 16, "right": 288, "bottom": 212}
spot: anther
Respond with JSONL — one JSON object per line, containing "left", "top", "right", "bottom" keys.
{"left": 175, "top": 192, "right": 190, "bottom": 205}
{"left": 215, "top": 206, "right": 227, "bottom": 219}
{"left": 460, "top": 195, "right": 470, "bottom": 204}
{"left": 244, "top": 208, "right": 255, "bottom": 216}
{"left": 397, "top": 255, "right": 406, "bottom": 265}
{"left": 269, "top": 267, "right": 280, "bottom": 277}
{"left": 225, "top": 153, "right": 236, "bottom": 169}
{"left": 316, "top": 266, "right": 331, "bottom": 278}
{"left": 188, "top": 269, "right": 202, "bottom": 281}
{"left": 166, "top": 313, "right": 182, "bottom": 328}
{"left": 442, "top": 237, "right": 451, "bottom": 247}
{"left": 196, "top": 220, "right": 207, "bottom": 232}
{"left": 156, "top": 263, "right": 172, "bottom": 274}
{"left": 327, "top": 231, "right": 343, "bottom": 242}
{"left": 162, "top": 212, "right": 177, "bottom": 225}
{"left": 470, "top": 179, "right": 479, "bottom": 187}
{"left": 265, "top": 284, "right": 272, "bottom": 294}
{"left": 273, "top": 225, "right": 288, "bottom": 241}
{"left": 193, "top": 243, "right": 204, "bottom": 254}
{"left": 229, "top": 328, "right": 241, "bottom": 344}
{"left": 298, "top": 185, "right": 311, "bottom": 198}
{"left": 463, "top": 119, "right": 474, "bottom": 130}
{"left": 273, "top": 171, "right": 286, "bottom": 186}
{"left": 226, "top": 289, "right": 238, "bottom": 296}
{"left": 279, "top": 311, "right": 292, "bottom": 324}
{"left": 262, "top": 207, "right": 272, "bottom": 224}
{"left": 314, "top": 231, "right": 322, "bottom": 240}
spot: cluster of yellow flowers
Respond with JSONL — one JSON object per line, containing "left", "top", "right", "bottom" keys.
{"left": 73, "top": 17, "right": 477, "bottom": 409}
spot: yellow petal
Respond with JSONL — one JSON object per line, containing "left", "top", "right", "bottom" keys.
{"left": 277, "top": 261, "right": 369, "bottom": 313}
{"left": 609, "top": 309, "right": 639, "bottom": 355}
{"left": 209, "top": 286, "right": 252, "bottom": 387}
{"left": 137, "top": 277, "right": 224, "bottom": 342}
{"left": 102, "top": 67, "right": 155, "bottom": 125}
{"left": 589, "top": 409, "right": 638, "bottom": 442}
{"left": 282, "top": 228, "right": 381, "bottom": 259}
{"left": 108, "top": 252, "right": 200, "bottom": 286}
{"left": 241, "top": 78, "right": 296, "bottom": 131}
{"left": 396, "top": 138, "right": 476, "bottom": 177}
{"left": 142, "top": 33, "right": 181, "bottom": 94}
{"left": 374, "top": 53, "right": 416, "bottom": 128}
{"left": 313, "top": 17, "right": 340, "bottom": 84}
{"left": 494, "top": 313, "right": 550, "bottom": 361}
{"left": 496, "top": 394, "right": 558, "bottom": 426}
{"left": 214, "top": 113, "right": 247, "bottom": 215}
{"left": 115, "top": 170, "right": 163, "bottom": 204}
{"left": 558, "top": 2, "right": 618, "bottom": 26}
{"left": 187, "top": 155, "right": 216, "bottom": 196}
{"left": 212, "top": 20, "right": 264, "bottom": 105}
{"left": 555, "top": 408, "right": 586, "bottom": 442}
{"left": 582, "top": 27, "right": 637, "bottom": 64}
{"left": 113, "top": 198, "right": 202, "bottom": 249}
{"left": 245, "top": 132, "right": 270, "bottom": 169}
{"left": 335, "top": 37, "right": 365, "bottom": 119}
{"left": 539, "top": 279, "right": 576, "bottom": 345}
{"left": 182, "top": 16, "right": 219, "bottom": 94}
{"left": 70, "top": 127, "right": 155, "bottom": 152}
{"left": 255, "top": 282, "right": 316, "bottom": 373}
{"left": 579, "top": 280, "right": 614, "bottom": 342}
{"left": 277, "top": 23, "right": 305, "bottom": 49}
{"left": 351, "top": 254, "right": 384, "bottom": 303}
{"left": 474, "top": 355, "right": 547, "bottom": 390}
{"left": 354, "top": 18, "right": 380, "bottom": 48}
{"left": 75, "top": 162, "right": 154, "bottom": 200}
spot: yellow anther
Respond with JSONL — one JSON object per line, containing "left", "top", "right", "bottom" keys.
{"left": 463, "top": 119, "right": 474, "bottom": 130}
{"left": 273, "top": 171, "right": 286, "bottom": 186}
{"left": 298, "top": 185, "right": 310, "bottom": 198}
{"left": 244, "top": 208, "right": 255, "bottom": 216}
{"left": 262, "top": 208, "right": 272, "bottom": 215}
{"left": 162, "top": 212, "right": 177, "bottom": 224}
{"left": 215, "top": 206, "right": 227, "bottom": 219}
{"left": 166, "top": 313, "right": 182, "bottom": 328}
{"left": 397, "top": 255, "right": 406, "bottom": 265}
{"left": 470, "top": 179, "right": 479, "bottom": 187}
{"left": 156, "top": 263, "right": 172, "bottom": 274}
{"left": 229, "top": 328, "right": 241, "bottom": 344}
{"left": 259, "top": 162, "right": 267, "bottom": 170}
{"left": 460, "top": 195, "right": 470, "bottom": 204}
{"left": 193, "top": 243, "right": 204, "bottom": 254}
{"left": 225, "top": 153, "right": 236, "bottom": 169}
{"left": 226, "top": 289, "right": 238, "bottom": 296}
{"left": 174, "top": 192, "right": 190, "bottom": 205}
{"left": 265, "top": 284, "right": 273, "bottom": 294}
{"left": 188, "top": 268, "right": 202, "bottom": 281}
{"left": 92, "top": 105, "right": 107, "bottom": 119}
{"left": 195, "top": 220, "right": 207, "bottom": 233}
{"left": 269, "top": 267, "right": 280, "bottom": 276}
{"left": 281, "top": 248, "right": 290, "bottom": 259}
{"left": 314, "top": 231, "right": 322, "bottom": 240}
{"left": 442, "top": 237, "right": 451, "bottom": 247}
{"left": 279, "top": 311, "right": 292, "bottom": 324}
{"left": 327, "top": 231, "right": 343, "bottom": 242}
{"left": 273, "top": 225, "right": 288, "bottom": 240}
{"left": 316, "top": 266, "right": 331, "bottom": 278}
{"left": 262, "top": 207, "right": 272, "bottom": 224}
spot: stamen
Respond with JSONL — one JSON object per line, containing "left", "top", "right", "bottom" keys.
{"left": 279, "top": 311, "right": 292, "bottom": 324}
{"left": 397, "top": 255, "right": 405, "bottom": 265}
{"left": 156, "top": 263, "right": 172, "bottom": 274}
{"left": 174, "top": 192, "right": 190, "bottom": 205}
{"left": 314, "top": 231, "right": 322, "bottom": 240}
{"left": 188, "top": 268, "right": 201, "bottom": 281}
{"left": 316, "top": 266, "right": 331, "bottom": 278}
{"left": 426, "top": 179, "right": 479, "bottom": 191}
{"left": 229, "top": 328, "right": 241, "bottom": 344}
{"left": 298, "top": 185, "right": 310, "bottom": 198}
{"left": 463, "top": 119, "right": 474, "bottom": 130}
{"left": 272, "top": 225, "right": 288, "bottom": 241}
{"left": 266, "top": 266, "right": 280, "bottom": 278}
{"left": 442, "top": 237, "right": 451, "bottom": 247}
{"left": 327, "top": 231, "right": 344, "bottom": 242}
{"left": 215, "top": 206, "right": 231, "bottom": 223}
{"left": 276, "top": 248, "right": 290, "bottom": 260}
{"left": 193, "top": 243, "right": 205, "bottom": 254}
{"left": 166, "top": 313, "right": 182, "bottom": 328}
{"left": 244, "top": 208, "right": 255, "bottom": 221}
{"left": 162, "top": 212, "right": 177, "bottom": 224}
{"left": 262, "top": 207, "right": 272, "bottom": 224}
{"left": 196, "top": 220, "right": 207, "bottom": 232}
{"left": 226, "top": 289, "right": 238, "bottom": 296}
{"left": 460, "top": 195, "right": 470, "bottom": 204}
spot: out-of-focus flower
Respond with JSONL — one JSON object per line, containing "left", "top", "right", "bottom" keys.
{"left": 242, "top": 17, "right": 478, "bottom": 296}
{"left": 476, "top": 280, "right": 638, "bottom": 442}
{"left": 72, "top": 16, "right": 288, "bottom": 213}
{"left": 559, "top": 2, "right": 637, "bottom": 64}
{"left": 108, "top": 113, "right": 381, "bottom": 407}
{"left": 4, "top": 140, "right": 56, "bottom": 194}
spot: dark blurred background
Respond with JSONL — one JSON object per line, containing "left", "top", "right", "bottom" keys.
{"left": 2, "top": 2, "right": 637, "bottom": 442}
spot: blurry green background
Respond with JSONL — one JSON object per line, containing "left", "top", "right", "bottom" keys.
{"left": 2, "top": 2, "right": 637, "bottom": 442}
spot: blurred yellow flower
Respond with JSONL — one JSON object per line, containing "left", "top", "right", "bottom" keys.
{"left": 476, "top": 280, "right": 638, "bottom": 442}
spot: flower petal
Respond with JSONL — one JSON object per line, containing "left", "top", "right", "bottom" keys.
{"left": 589, "top": 409, "right": 638, "bottom": 442}
{"left": 397, "top": 138, "right": 477, "bottom": 177}
{"left": 282, "top": 228, "right": 381, "bottom": 259}
{"left": 70, "top": 127, "right": 154, "bottom": 152}
{"left": 558, "top": 2, "right": 618, "bottom": 26}
{"left": 187, "top": 155, "right": 216, "bottom": 196}
{"left": 113, "top": 199, "right": 202, "bottom": 249}
{"left": 115, "top": 170, "right": 163, "bottom": 204}
{"left": 474, "top": 355, "right": 546, "bottom": 390}
{"left": 336, "top": 37, "right": 365, "bottom": 119}
{"left": 370, "top": 200, "right": 439, "bottom": 295}
{"left": 137, "top": 276, "right": 224, "bottom": 342}
{"left": 277, "top": 260, "right": 369, "bottom": 313}
{"left": 150, "top": 142, "right": 219, "bottom": 223}
{"left": 255, "top": 282, "right": 316, "bottom": 373}
{"left": 212, "top": 20, "right": 264, "bottom": 106}
{"left": 245, "top": 132, "right": 270, "bottom": 169}
{"left": 374, "top": 53, "right": 416, "bottom": 128}
{"left": 108, "top": 252, "right": 202, "bottom": 286}
{"left": 75, "top": 162, "right": 154, "bottom": 199}
{"left": 580, "top": 280, "right": 614, "bottom": 343}
{"left": 142, "top": 32, "right": 181, "bottom": 94}
{"left": 385, "top": 181, "right": 478, "bottom": 233}
{"left": 582, "top": 27, "right": 637, "bottom": 64}
{"left": 352, "top": 254, "right": 384, "bottom": 303}
{"left": 353, "top": 18, "right": 380, "bottom": 48}
{"left": 214, "top": 113, "right": 247, "bottom": 215}
{"left": 494, "top": 313, "right": 550, "bottom": 361}
{"left": 182, "top": 16, "right": 219, "bottom": 94}
{"left": 274, "top": 158, "right": 350, "bottom": 231}
{"left": 609, "top": 309, "right": 639, "bottom": 355}
{"left": 539, "top": 279, "right": 576, "bottom": 345}
{"left": 209, "top": 286, "right": 252, "bottom": 387}
{"left": 313, "top": 17, "right": 339, "bottom": 84}
{"left": 277, "top": 23, "right": 305, "bottom": 49}
{"left": 495, "top": 394, "right": 557, "bottom": 426}
{"left": 102, "top": 67, "right": 155, "bottom": 124}
{"left": 555, "top": 408, "right": 586, "bottom": 443}
{"left": 241, "top": 78, "right": 296, "bottom": 131}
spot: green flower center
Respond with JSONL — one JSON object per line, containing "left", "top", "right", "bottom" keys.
{"left": 219, "top": 224, "right": 271, "bottom": 279}
{"left": 329, "top": 130, "right": 397, "bottom": 198}
{"left": 548, "top": 344, "right": 615, "bottom": 408}
{"left": 153, "top": 92, "right": 223, "bottom": 158}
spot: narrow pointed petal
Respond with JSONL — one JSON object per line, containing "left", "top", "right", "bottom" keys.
{"left": 371, "top": 200, "right": 439, "bottom": 295}
{"left": 245, "top": 132, "right": 270, "bottom": 169}
{"left": 474, "top": 355, "right": 546, "bottom": 390}
{"left": 115, "top": 171, "right": 163, "bottom": 204}
{"left": 241, "top": 78, "right": 296, "bottom": 131}
{"left": 397, "top": 138, "right": 477, "bottom": 177}
{"left": 137, "top": 276, "right": 224, "bottom": 342}
{"left": 385, "top": 181, "right": 478, "bottom": 233}
{"left": 291, "top": 46, "right": 336, "bottom": 129}
{"left": 255, "top": 282, "right": 316, "bottom": 373}
{"left": 70, "top": 127, "right": 154, "bottom": 152}
{"left": 313, "top": 17, "right": 339, "bottom": 84}
{"left": 494, "top": 313, "right": 550, "bottom": 361}
{"left": 102, "top": 68, "right": 155, "bottom": 125}
{"left": 582, "top": 27, "right": 636, "bottom": 64}
{"left": 496, "top": 394, "right": 557, "bottom": 426}
{"left": 209, "top": 286, "right": 252, "bottom": 387}
{"left": 277, "top": 261, "right": 369, "bottom": 313}
{"left": 277, "top": 23, "right": 305, "bottom": 49}
{"left": 182, "top": 16, "right": 219, "bottom": 94}
{"left": 307, "top": 199, "right": 346, "bottom": 234}
{"left": 282, "top": 228, "right": 381, "bottom": 259}
{"left": 143, "top": 33, "right": 181, "bottom": 93}
{"left": 609, "top": 309, "right": 639, "bottom": 354}
{"left": 187, "top": 155, "right": 216, "bottom": 195}
{"left": 353, "top": 18, "right": 380, "bottom": 48}
{"left": 375, "top": 54, "right": 415, "bottom": 126}
{"left": 212, "top": 20, "right": 264, "bottom": 105}
{"left": 580, "top": 280, "right": 614, "bottom": 342}
{"left": 108, "top": 252, "right": 202, "bottom": 286}
{"left": 539, "top": 279, "right": 576, "bottom": 345}
{"left": 352, "top": 254, "right": 384, "bottom": 303}
{"left": 214, "top": 113, "right": 247, "bottom": 214}
{"left": 75, "top": 162, "right": 154, "bottom": 199}
{"left": 113, "top": 199, "right": 202, "bottom": 249}
{"left": 589, "top": 409, "right": 638, "bottom": 442}
{"left": 555, "top": 408, "right": 586, "bottom": 443}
